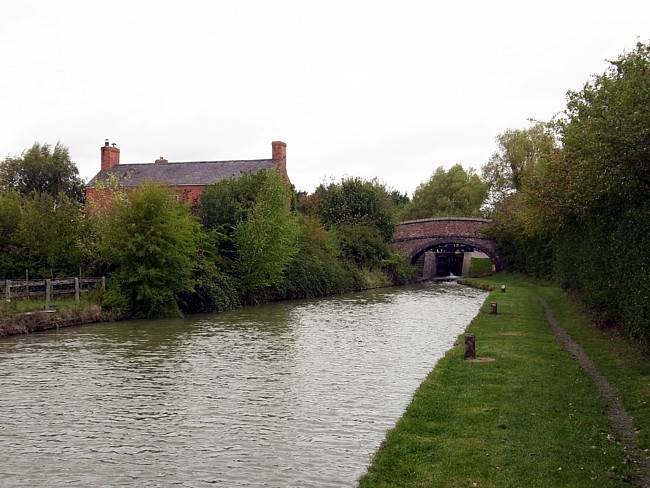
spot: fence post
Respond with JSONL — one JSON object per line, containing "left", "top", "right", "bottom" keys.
{"left": 5, "top": 280, "right": 11, "bottom": 302}
{"left": 74, "top": 278, "right": 80, "bottom": 304}
{"left": 101, "top": 276, "right": 106, "bottom": 292}
{"left": 45, "top": 279, "right": 52, "bottom": 309}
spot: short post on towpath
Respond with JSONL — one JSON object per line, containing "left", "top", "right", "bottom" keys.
{"left": 464, "top": 334, "right": 476, "bottom": 360}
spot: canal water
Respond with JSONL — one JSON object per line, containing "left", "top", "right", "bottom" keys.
{"left": 0, "top": 283, "right": 486, "bottom": 487}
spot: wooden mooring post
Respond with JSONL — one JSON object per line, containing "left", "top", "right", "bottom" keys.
{"left": 5, "top": 279, "right": 10, "bottom": 302}
{"left": 45, "top": 279, "right": 52, "bottom": 309}
{"left": 101, "top": 276, "right": 106, "bottom": 292}
{"left": 74, "top": 278, "right": 80, "bottom": 304}
{"left": 464, "top": 334, "right": 476, "bottom": 359}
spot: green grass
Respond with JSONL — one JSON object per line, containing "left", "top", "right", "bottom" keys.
{"left": 468, "top": 257, "right": 494, "bottom": 277}
{"left": 536, "top": 284, "right": 650, "bottom": 452}
{"left": 0, "top": 292, "right": 101, "bottom": 316}
{"left": 359, "top": 273, "right": 646, "bottom": 487}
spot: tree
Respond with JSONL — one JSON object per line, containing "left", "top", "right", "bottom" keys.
{"left": 0, "top": 192, "right": 24, "bottom": 276}
{"left": 311, "top": 177, "right": 396, "bottom": 241}
{"left": 0, "top": 142, "right": 84, "bottom": 202}
{"left": 560, "top": 42, "right": 650, "bottom": 219}
{"left": 405, "top": 164, "right": 487, "bottom": 219}
{"left": 98, "top": 183, "right": 202, "bottom": 318}
{"left": 234, "top": 171, "right": 298, "bottom": 297}
{"left": 0, "top": 191, "right": 85, "bottom": 278}
{"left": 199, "top": 171, "right": 269, "bottom": 232}
{"left": 481, "top": 123, "right": 558, "bottom": 207}
{"left": 198, "top": 170, "right": 275, "bottom": 267}
{"left": 486, "top": 42, "right": 650, "bottom": 346}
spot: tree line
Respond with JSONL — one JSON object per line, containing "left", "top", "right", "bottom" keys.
{"left": 485, "top": 42, "right": 650, "bottom": 347}
{"left": 1, "top": 42, "right": 647, "bottom": 341}
{"left": 0, "top": 150, "right": 415, "bottom": 318}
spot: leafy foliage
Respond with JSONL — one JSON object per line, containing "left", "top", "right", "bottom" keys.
{"left": 199, "top": 171, "right": 268, "bottom": 233}
{"left": 179, "top": 254, "right": 240, "bottom": 314}
{"left": 233, "top": 171, "right": 299, "bottom": 298}
{"left": 310, "top": 177, "right": 396, "bottom": 241}
{"left": 0, "top": 191, "right": 85, "bottom": 278}
{"left": 0, "top": 142, "right": 84, "bottom": 202}
{"left": 487, "top": 42, "right": 650, "bottom": 346}
{"left": 481, "top": 123, "right": 558, "bottom": 209}
{"left": 98, "top": 183, "right": 202, "bottom": 318}
{"left": 0, "top": 148, "right": 416, "bottom": 319}
{"left": 404, "top": 164, "right": 487, "bottom": 219}
{"left": 335, "top": 225, "right": 392, "bottom": 269}
{"left": 276, "top": 217, "right": 362, "bottom": 299}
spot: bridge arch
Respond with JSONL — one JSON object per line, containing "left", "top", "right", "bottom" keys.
{"left": 410, "top": 237, "right": 500, "bottom": 269}
{"left": 392, "top": 217, "right": 500, "bottom": 279}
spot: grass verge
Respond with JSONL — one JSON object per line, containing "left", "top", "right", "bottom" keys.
{"left": 359, "top": 272, "right": 648, "bottom": 487}
{"left": 468, "top": 257, "right": 494, "bottom": 277}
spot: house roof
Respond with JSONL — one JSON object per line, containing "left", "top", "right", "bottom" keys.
{"left": 86, "top": 159, "right": 276, "bottom": 188}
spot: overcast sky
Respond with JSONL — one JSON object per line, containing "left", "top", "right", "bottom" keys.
{"left": 1, "top": 1, "right": 649, "bottom": 194}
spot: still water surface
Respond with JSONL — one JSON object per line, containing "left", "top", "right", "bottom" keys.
{"left": 0, "top": 283, "right": 485, "bottom": 487}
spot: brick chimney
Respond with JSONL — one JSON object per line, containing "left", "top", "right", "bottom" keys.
{"left": 101, "top": 139, "right": 120, "bottom": 171}
{"left": 272, "top": 141, "right": 288, "bottom": 183}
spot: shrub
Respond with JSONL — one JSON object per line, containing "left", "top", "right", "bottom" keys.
{"left": 310, "top": 177, "right": 396, "bottom": 241}
{"left": 276, "top": 217, "right": 362, "bottom": 299}
{"left": 335, "top": 224, "right": 392, "bottom": 269}
{"left": 233, "top": 171, "right": 299, "bottom": 298}
{"left": 179, "top": 265, "right": 240, "bottom": 314}
{"left": 98, "top": 183, "right": 202, "bottom": 318}
{"left": 0, "top": 191, "right": 85, "bottom": 278}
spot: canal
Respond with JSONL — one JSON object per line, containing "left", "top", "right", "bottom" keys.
{"left": 0, "top": 282, "right": 486, "bottom": 487}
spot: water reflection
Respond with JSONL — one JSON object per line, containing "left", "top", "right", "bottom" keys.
{"left": 0, "top": 283, "right": 485, "bottom": 487}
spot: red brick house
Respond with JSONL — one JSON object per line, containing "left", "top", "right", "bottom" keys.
{"left": 86, "top": 140, "right": 289, "bottom": 203}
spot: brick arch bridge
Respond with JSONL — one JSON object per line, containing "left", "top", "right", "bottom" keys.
{"left": 392, "top": 217, "right": 499, "bottom": 278}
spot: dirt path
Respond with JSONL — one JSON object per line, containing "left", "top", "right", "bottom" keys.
{"left": 541, "top": 299, "right": 650, "bottom": 487}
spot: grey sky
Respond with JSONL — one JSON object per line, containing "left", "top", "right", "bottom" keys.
{"left": 1, "top": 0, "right": 649, "bottom": 194}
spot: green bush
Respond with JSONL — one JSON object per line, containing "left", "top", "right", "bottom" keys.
{"left": 179, "top": 266, "right": 240, "bottom": 314}
{"left": 382, "top": 253, "right": 416, "bottom": 285}
{"left": 487, "top": 42, "right": 650, "bottom": 347}
{"left": 357, "top": 268, "right": 392, "bottom": 289}
{"left": 233, "top": 171, "right": 299, "bottom": 298}
{"left": 0, "top": 191, "right": 86, "bottom": 278}
{"left": 310, "top": 177, "right": 396, "bottom": 241}
{"left": 276, "top": 218, "right": 362, "bottom": 299}
{"left": 335, "top": 224, "right": 392, "bottom": 269}
{"left": 98, "top": 183, "right": 202, "bottom": 319}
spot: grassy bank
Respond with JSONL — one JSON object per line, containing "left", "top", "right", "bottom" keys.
{"left": 0, "top": 292, "right": 109, "bottom": 337}
{"left": 0, "top": 304, "right": 109, "bottom": 337}
{"left": 359, "top": 273, "right": 649, "bottom": 487}
{"left": 0, "top": 293, "right": 100, "bottom": 316}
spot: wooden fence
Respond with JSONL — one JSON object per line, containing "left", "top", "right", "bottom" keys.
{"left": 1, "top": 277, "right": 105, "bottom": 308}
